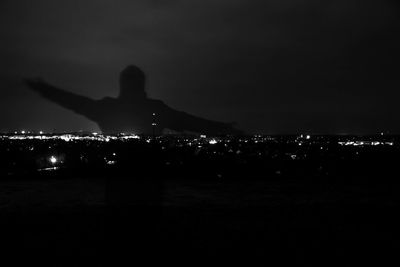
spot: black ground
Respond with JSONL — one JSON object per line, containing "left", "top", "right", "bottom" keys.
{"left": 1, "top": 136, "right": 399, "bottom": 265}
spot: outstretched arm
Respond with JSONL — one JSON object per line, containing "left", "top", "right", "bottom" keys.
{"left": 167, "top": 108, "right": 244, "bottom": 135}
{"left": 25, "top": 78, "right": 98, "bottom": 121}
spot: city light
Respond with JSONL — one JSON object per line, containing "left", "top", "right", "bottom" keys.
{"left": 0, "top": 132, "right": 396, "bottom": 152}
{"left": 60, "top": 135, "right": 72, "bottom": 142}
{"left": 1, "top": 133, "right": 140, "bottom": 142}
{"left": 338, "top": 141, "right": 394, "bottom": 146}
{"left": 1, "top": 132, "right": 398, "bottom": 179}
{"left": 209, "top": 139, "right": 218, "bottom": 145}
{"left": 49, "top": 156, "right": 57, "bottom": 164}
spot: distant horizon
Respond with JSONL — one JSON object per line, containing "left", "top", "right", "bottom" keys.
{"left": 0, "top": 130, "right": 397, "bottom": 136}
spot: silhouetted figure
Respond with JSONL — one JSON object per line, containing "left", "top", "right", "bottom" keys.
{"left": 25, "top": 65, "right": 242, "bottom": 135}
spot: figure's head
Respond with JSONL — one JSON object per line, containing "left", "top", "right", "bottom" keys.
{"left": 119, "top": 65, "right": 147, "bottom": 100}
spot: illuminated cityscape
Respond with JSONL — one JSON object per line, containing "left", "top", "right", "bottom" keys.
{"left": 2, "top": 0, "right": 400, "bottom": 264}
{"left": 1, "top": 131, "right": 397, "bottom": 179}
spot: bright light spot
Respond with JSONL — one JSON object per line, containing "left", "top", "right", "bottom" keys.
{"left": 21, "top": 131, "right": 26, "bottom": 134}
{"left": 49, "top": 156, "right": 57, "bottom": 164}
{"left": 306, "top": 135, "right": 311, "bottom": 140}
{"left": 200, "top": 135, "right": 207, "bottom": 138}
{"left": 38, "top": 167, "right": 59, "bottom": 172}
{"left": 39, "top": 131, "right": 44, "bottom": 135}
{"left": 153, "top": 113, "right": 156, "bottom": 116}
{"left": 209, "top": 139, "right": 218, "bottom": 145}
{"left": 338, "top": 140, "right": 393, "bottom": 146}
{"left": 92, "top": 132, "right": 98, "bottom": 136}
{"left": 60, "top": 135, "right": 72, "bottom": 142}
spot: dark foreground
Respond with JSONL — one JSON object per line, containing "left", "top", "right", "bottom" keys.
{"left": 1, "top": 134, "right": 399, "bottom": 265}
{"left": 2, "top": 179, "right": 399, "bottom": 266}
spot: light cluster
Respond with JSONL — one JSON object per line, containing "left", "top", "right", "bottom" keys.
{"left": 338, "top": 141, "right": 394, "bottom": 146}
{"left": 1, "top": 133, "right": 141, "bottom": 142}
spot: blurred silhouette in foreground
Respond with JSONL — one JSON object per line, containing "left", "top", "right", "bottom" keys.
{"left": 25, "top": 65, "right": 242, "bottom": 135}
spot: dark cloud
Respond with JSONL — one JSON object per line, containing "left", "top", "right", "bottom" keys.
{"left": 1, "top": 0, "right": 399, "bottom": 133}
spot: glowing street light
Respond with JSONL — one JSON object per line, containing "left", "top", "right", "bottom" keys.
{"left": 152, "top": 113, "right": 157, "bottom": 138}
{"left": 49, "top": 156, "right": 57, "bottom": 164}
{"left": 209, "top": 139, "right": 218, "bottom": 145}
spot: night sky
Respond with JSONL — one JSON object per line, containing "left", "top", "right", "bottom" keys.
{"left": 1, "top": 0, "right": 399, "bottom": 134}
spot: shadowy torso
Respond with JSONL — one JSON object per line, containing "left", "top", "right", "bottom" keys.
{"left": 94, "top": 97, "right": 170, "bottom": 134}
